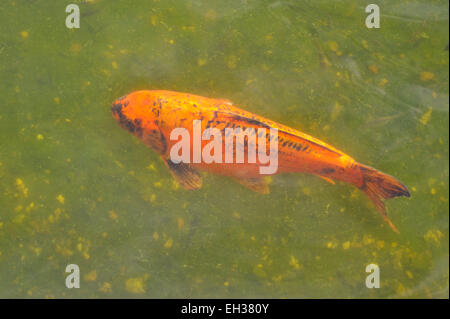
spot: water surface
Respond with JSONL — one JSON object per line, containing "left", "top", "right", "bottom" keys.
{"left": 0, "top": 0, "right": 448, "bottom": 298}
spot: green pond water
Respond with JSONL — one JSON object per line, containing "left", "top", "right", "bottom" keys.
{"left": 0, "top": 0, "right": 448, "bottom": 298}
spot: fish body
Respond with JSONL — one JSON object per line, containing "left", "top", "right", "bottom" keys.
{"left": 112, "top": 90, "right": 410, "bottom": 232}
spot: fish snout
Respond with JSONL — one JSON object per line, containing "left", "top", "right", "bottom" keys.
{"left": 111, "top": 95, "right": 126, "bottom": 115}
{"left": 111, "top": 94, "right": 132, "bottom": 124}
{"left": 111, "top": 95, "right": 143, "bottom": 136}
{"left": 111, "top": 102, "right": 121, "bottom": 117}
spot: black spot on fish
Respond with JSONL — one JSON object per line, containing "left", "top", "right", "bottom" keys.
{"left": 111, "top": 102, "right": 123, "bottom": 115}
{"left": 152, "top": 107, "right": 160, "bottom": 117}
{"left": 321, "top": 168, "right": 335, "bottom": 174}
{"left": 159, "top": 128, "right": 167, "bottom": 153}
{"left": 133, "top": 119, "right": 143, "bottom": 136}
{"left": 112, "top": 101, "right": 136, "bottom": 135}
{"left": 243, "top": 136, "right": 249, "bottom": 148}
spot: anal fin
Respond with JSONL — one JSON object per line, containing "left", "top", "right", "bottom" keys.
{"left": 163, "top": 158, "right": 202, "bottom": 190}
{"left": 319, "top": 176, "right": 335, "bottom": 185}
{"left": 234, "top": 177, "right": 270, "bottom": 194}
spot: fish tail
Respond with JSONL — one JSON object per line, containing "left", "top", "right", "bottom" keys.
{"left": 358, "top": 164, "right": 410, "bottom": 233}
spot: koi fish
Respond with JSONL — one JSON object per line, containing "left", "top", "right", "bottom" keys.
{"left": 111, "top": 90, "right": 410, "bottom": 232}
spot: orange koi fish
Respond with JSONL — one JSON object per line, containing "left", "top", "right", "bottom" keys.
{"left": 111, "top": 90, "right": 410, "bottom": 232}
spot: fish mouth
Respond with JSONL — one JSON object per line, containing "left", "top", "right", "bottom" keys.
{"left": 111, "top": 95, "right": 127, "bottom": 128}
{"left": 111, "top": 101, "right": 123, "bottom": 117}
{"left": 111, "top": 95, "right": 127, "bottom": 115}
{"left": 111, "top": 94, "right": 132, "bottom": 122}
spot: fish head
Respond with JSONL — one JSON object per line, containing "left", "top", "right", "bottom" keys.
{"left": 112, "top": 91, "right": 167, "bottom": 153}
{"left": 111, "top": 91, "right": 161, "bottom": 135}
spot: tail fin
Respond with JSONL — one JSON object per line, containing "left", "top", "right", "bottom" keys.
{"left": 358, "top": 164, "right": 410, "bottom": 233}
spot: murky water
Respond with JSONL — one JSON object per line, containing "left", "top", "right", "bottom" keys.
{"left": 0, "top": 0, "right": 448, "bottom": 298}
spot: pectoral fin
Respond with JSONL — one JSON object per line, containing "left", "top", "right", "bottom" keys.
{"left": 163, "top": 158, "right": 203, "bottom": 190}
{"left": 142, "top": 129, "right": 167, "bottom": 154}
{"left": 234, "top": 177, "right": 270, "bottom": 194}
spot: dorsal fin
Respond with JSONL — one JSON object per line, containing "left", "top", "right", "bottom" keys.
{"left": 216, "top": 98, "right": 233, "bottom": 105}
